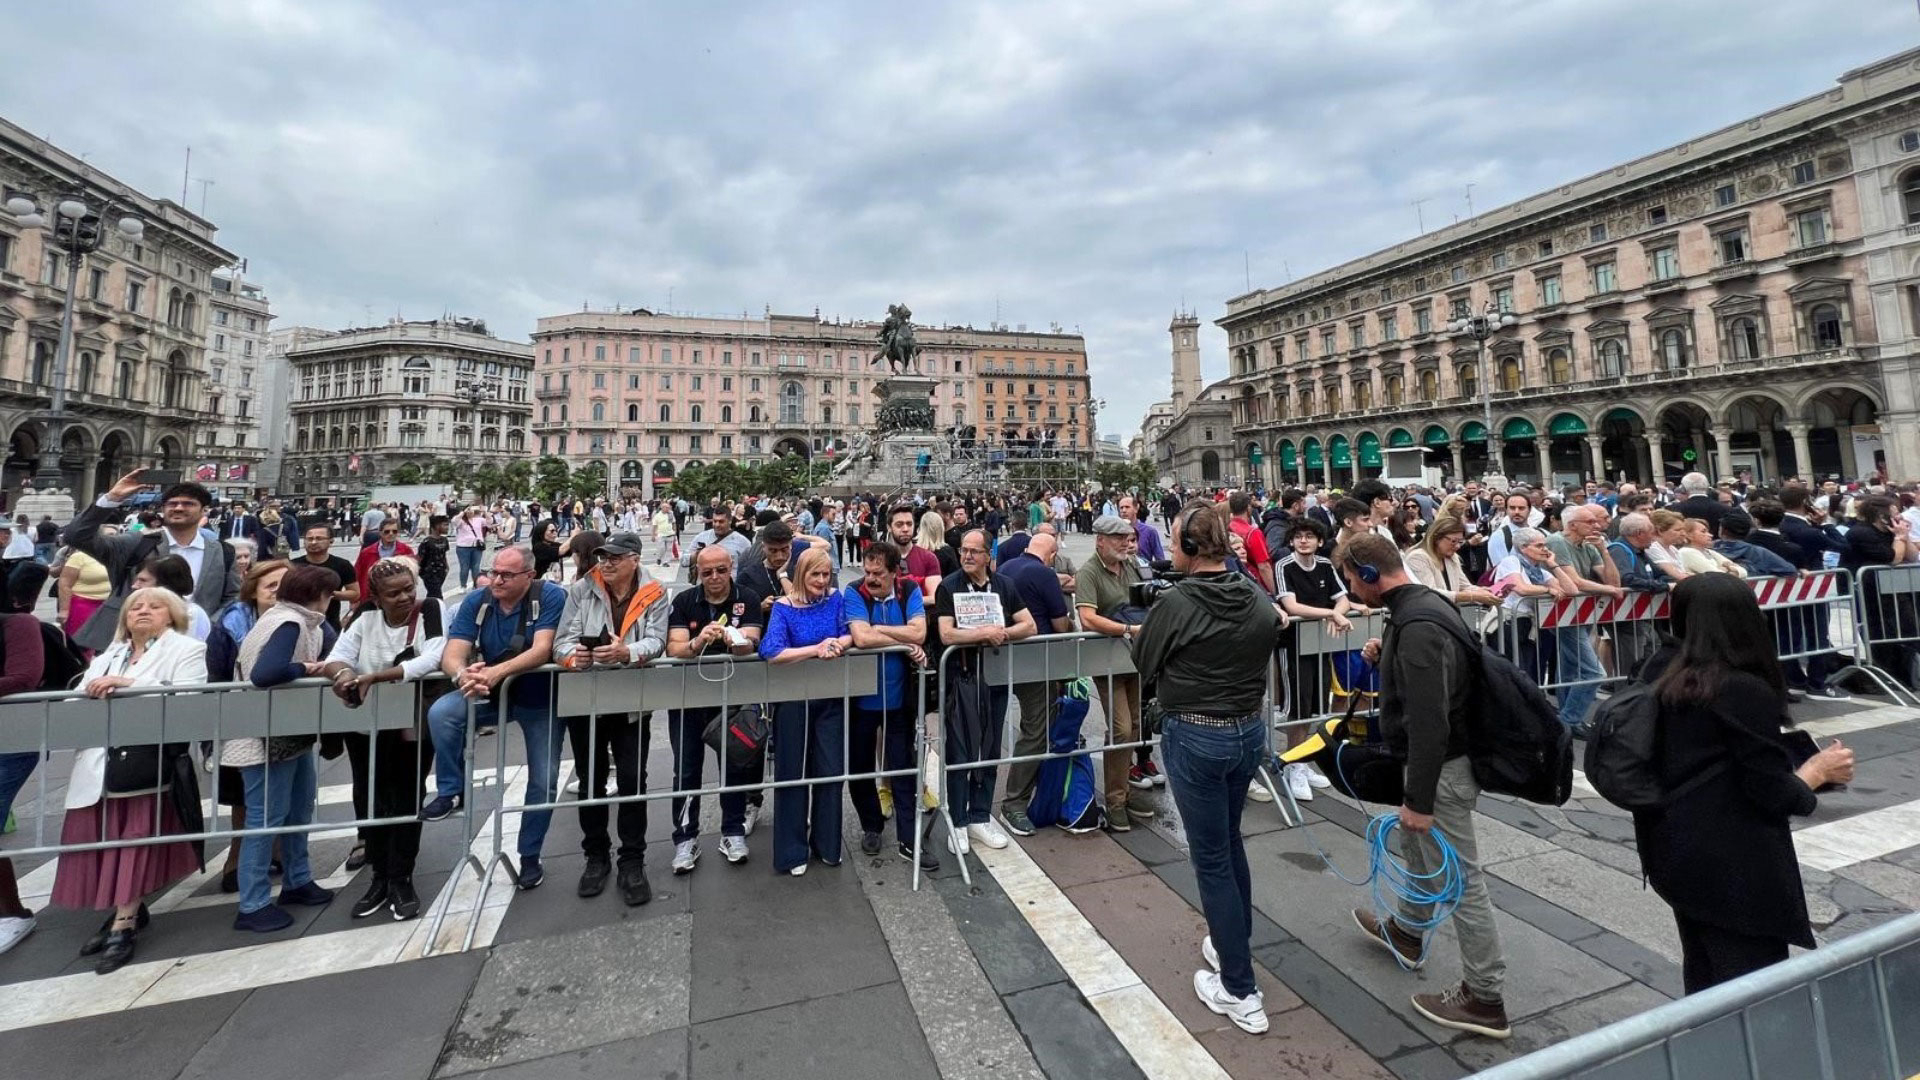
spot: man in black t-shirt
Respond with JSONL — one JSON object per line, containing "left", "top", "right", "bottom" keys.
{"left": 300, "top": 519, "right": 359, "bottom": 630}
{"left": 663, "top": 545, "right": 767, "bottom": 868}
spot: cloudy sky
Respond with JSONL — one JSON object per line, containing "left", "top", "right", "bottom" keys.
{"left": 3, "top": 0, "right": 1913, "bottom": 441}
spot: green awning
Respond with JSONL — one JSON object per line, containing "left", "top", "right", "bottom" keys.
{"left": 1329, "top": 435, "right": 1352, "bottom": 468}
{"left": 1604, "top": 407, "right": 1641, "bottom": 425}
{"left": 1303, "top": 439, "right": 1324, "bottom": 468}
{"left": 1501, "top": 418, "right": 1538, "bottom": 440}
{"left": 1279, "top": 442, "right": 1298, "bottom": 469}
{"left": 1387, "top": 429, "right": 1415, "bottom": 448}
{"left": 1461, "top": 421, "right": 1488, "bottom": 443}
{"left": 1248, "top": 442, "right": 1264, "bottom": 464}
{"left": 1548, "top": 413, "right": 1589, "bottom": 436}
{"left": 1422, "top": 425, "right": 1450, "bottom": 447}
{"left": 1358, "top": 432, "right": 1383, "bottom": 467}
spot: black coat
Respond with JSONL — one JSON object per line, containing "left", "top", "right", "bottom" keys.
{"left": 1745, "top": 528, "right": 1804, "bottom": 570}
{"left": 1778, "top": 515, "right": 1845, "bottom": 572}
{"left": 1673, "top": 495, "right": 1728, "bottom": 538}
{"left": 1631, "top": 671, "right": 1817, "bottom": 946}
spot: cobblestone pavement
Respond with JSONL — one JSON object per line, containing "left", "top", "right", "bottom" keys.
{"left": 5, "top": 529, "right": 1915, "bottom": 1078}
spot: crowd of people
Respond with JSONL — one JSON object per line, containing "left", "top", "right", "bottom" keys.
{"left": 0, "top": 464, "right": 1887, "bottom": 1046}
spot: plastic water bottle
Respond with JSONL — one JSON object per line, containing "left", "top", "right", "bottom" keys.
{"left": 1823, "top": 550, "right": 1841, "bottom": 570}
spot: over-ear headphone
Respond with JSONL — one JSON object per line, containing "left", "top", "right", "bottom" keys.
{"left": 1176, "top": 506, "right": 1201, "bottom": 557}
{"left": 1344, "top": 552, "right": 1380, "bottom": 584}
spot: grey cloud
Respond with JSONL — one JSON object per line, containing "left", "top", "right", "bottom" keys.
{"left": 0, "top": 0, "right": 1910, "bottom": 444}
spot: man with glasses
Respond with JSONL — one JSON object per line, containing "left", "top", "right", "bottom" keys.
{"left": 554, "top": 533, "right": 669, "bottom": 903}
{"left": 353, "top": 519, "right": 416, "bottom": 601}
{"left": 667, "top": 545, "right": 766, "bottom": 869}
{"left": 1078, "top": 515, "right": 1155, "bottom": 829}
{"left": 423, "top": 546, "right": 569, "bottom": 891}
{"left": 62, "top": 468, "right": 240, "bottom": 651}
{"left": 685, "top": 507, "right": 750, "bottom": 581}
{"left": 932, "top": 528, "right": 1037, "bottom": 855}
{"left": 290, "top": 519, "right": 362, "bottom": 630}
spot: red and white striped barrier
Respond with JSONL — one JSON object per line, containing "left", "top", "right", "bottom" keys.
{"left": 1536, "top": 570, "right": 1842, "bottom": 628}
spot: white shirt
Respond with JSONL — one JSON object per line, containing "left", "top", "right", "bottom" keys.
{"left": 1, "top": 531, "right": 30, "bottom": 559}
{"left": 325, "top": 603, "right": 447, "bottom": 680}
{"left": 166, "top": 528, "right": 209, "bottom": 586}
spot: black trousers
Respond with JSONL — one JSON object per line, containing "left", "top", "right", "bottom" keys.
{"left": 1675, "top": 914, "right": 1789, "bottom": 994}
{"left": 342, "top": 728, "right": 431, "bottom": 881}
{"left": 421, "top": 569, "right": 446, "bottom": 598}
{"left": 848, "top": 707, "right": 918, "bottom": 847}
{"left": 566, "top": 712, "right": 648, "bottom": 869}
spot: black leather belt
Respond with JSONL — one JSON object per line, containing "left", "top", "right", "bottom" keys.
{"left": 1168, "top": 711, "right": 1259, "bottom": 728}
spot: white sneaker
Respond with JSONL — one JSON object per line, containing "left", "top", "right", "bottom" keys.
{"left": 671, "top": 839, "right": 699, "bottom": 875}
{"left": 789, "top": 863, "right": 807, "bottom": 876}
{"left": 719, "top": 835, "right": 749, "bottom": 864}
{"left": 1202, "top": 935, "right": 1220, "bottom": 973}
{"left": 948, "top": 826, "right": 972, "bottom": 856}
{"left": 1285, "top": 763, "right": 1315, "bottom": 802}
{"left": 1247, "top": 779, "right": 1275, "bottom": 803}
{"left": 565, "top": 776, "right": 582, "bottom": 796}
{"left": 969, "top": 820, "right": 1011, "bottom": 850}
{"left": 742, "top": 803, "right": 760, "bottom": 836}
{"left": 1194, "top": 969, "right": 1268, "bottom": 1034}
{"left": 0, "top": 915, "right": 35, "bottom": 956}
{"left": 1303, "top": 766, "right": 1332, "bottom": 790}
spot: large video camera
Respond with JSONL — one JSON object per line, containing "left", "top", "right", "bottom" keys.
{"left": 1128, "top": 560, "right": 1185, "bottom": 610}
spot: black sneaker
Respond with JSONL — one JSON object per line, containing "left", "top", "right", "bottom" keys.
{"left": 420, "top": 794, "right": 462, "bottom": 822}
{"left": 1809, "top": 685, "right": 1853, "bottom": 701}
{"left": 80, "top": 903, "right": 148, "bottom": 957}
{"left": 897, "top": 841, "right": 940, "bottom": 872}
{"left": 618, "top": 865, "right": 653, "bottom": 907}
{"left": 278, "top": 881, "right": 335, "bottom": 907}
{"left": 350, "top": 877, "right": 391, "bottom": 919}
{"left": 517, "top": 855, "right": 545, "bottom": 891}
{"left": 577, "top": 857, "right": 611, "bottom": 898}
{"left": 860, "top": 831, "right": 883, "bottom": 856}
{"left": 388, "top": 877, "right": 421, "bottom": 921}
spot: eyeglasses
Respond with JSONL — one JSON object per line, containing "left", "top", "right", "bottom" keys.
{"left": 490, "top": 568, "right": 532, "bottom": 580}
{"left": 697, "top": 566, "right": 732, "bottom": 578}
{"left": 961, "top": 547, "right": 989, "bottom": 557}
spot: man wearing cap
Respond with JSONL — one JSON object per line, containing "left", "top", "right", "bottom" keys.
{"left": 1078, "top": 514, "right": 1154, "bottom": 830}
{"left": 553, "top": 531, "right": 670, "bottom": 905}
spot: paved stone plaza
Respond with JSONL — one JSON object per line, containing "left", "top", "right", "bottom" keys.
{"left": 3, "top": 533, "right": 1917, "bottom": 1079}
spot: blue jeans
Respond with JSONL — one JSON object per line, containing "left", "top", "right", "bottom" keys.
{"left": 772, "top": 699, "right": 844, "bottom": 872}
{"left": 32, "top": 543, "right": 53, "bottom": 564}
{"left": 0, "top": 751, "right": 39, "bottom": 823}
{"left": 669, "top": 707, "right": 760, "bottom": 843}
{"left": 427, "top": 693, "right": 564, "bottom": 859}
{"left": 1162, "top": 714, "right": 1265, "bottom": 999}
{"left": 238, "top": 753, "right": 317, "bottom": 915}
{"left": 1555, "top": 628, "right": 1603, "bottom": 729}
{"left": 455, "top": 545, "right": 483, "bottom": 588}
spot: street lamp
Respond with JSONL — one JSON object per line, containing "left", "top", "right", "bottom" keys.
{"left": 1447, "top": 302, "right": 1518, "bottom": 480}
{"left": 6, "top": 191, "right": 145, "bottom": 497}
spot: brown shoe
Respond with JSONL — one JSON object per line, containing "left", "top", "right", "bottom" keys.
{"left": 1351, "top": 908, "right": 1425, "bottom": 969}
{"left": 1411, "top": 981, "right": 1511, "bottom": 1040}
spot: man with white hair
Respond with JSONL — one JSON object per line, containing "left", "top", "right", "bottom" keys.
{"left": 1546, "top": 505, "right": 1624, "bottom": 734}
{"left": 1607, "top": 513, "right": 1671, "bottom": 680}
{"left": 1672, "top": 471, "right": 1726, "bottom": 536}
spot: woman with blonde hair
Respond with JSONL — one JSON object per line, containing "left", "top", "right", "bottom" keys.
{"left": 759, "top": 546, "right": 853, "bottom": 875}
{"left": 918, "top": 511, "right": 959, "bottom": 578}
{"left": 1404, "top": 515, "right": 1500, "bottom": 606}
{"left": 52, "top": 587, "right": 207, "bottom": 974}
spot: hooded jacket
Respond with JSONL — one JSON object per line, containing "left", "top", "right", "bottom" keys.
{"left": 554, "top": 564, "right": 669, "bottom": 669}
{"left": 1132, "top": 569, "right": 1278, "bottom": 716}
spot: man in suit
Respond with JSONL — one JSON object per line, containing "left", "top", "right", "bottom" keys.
{"left": 222, "top": 501, "right": 267, "bottom": 549}
{"left": 1671, "top": 471, "right": 1727, "bottom": 537}
{"left": 62, "top": 468, "right": 239, "bottom": 651}
{"left": 1776, "top": 486, "right": 1851, "bottom": 700}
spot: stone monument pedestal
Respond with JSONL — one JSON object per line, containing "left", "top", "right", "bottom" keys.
{"left": 15, "top": 485, "right": 76, "bottom": 528}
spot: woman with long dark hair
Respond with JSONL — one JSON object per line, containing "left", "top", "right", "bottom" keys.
{"left": 1843, "top": 494, "right": 1920, "bottom": 685}
{"left": 1634, "top": 574, "right": 1855, "bottom": 993}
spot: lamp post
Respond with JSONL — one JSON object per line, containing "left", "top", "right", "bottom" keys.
{"left": 5, "top": 191, "right": 145, "bottom": 505}
{"left": 1447, "top": 302, "right": 1518, "bottom": 481}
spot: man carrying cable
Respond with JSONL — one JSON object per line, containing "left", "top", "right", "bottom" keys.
{"left": 1338, "top": 532, "right": 1511, "bottom": 1040}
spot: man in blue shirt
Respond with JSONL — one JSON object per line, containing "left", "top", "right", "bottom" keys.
{"left": 994, "top": 531, "right": 1075, "bottom": 836}
{"left": 422, "top": 545, "right": 570, "bottom": 890}
{"left": 1120, "top": 495, "right": 1165, "bottom": 563}
{"left": 843, "top": 541, "right": 935, "bottom": 869}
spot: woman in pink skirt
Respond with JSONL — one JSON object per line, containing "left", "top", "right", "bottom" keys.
{"left": 52, "top": 586, "right": 207, "bottom": 975}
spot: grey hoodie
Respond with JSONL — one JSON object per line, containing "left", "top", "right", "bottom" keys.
{"left": 1132, "top": 570, "right": 1279, "bottom": 716}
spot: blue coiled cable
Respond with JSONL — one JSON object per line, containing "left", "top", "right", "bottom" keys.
{"left": 1292, "top": 749, "right": 1467, "bottom": 971}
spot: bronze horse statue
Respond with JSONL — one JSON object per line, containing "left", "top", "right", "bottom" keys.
{"left": 871, "top": 303, "right": 920, "bottom": 375}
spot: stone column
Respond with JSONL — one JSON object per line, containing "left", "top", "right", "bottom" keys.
{"left": 1652, "top": 434, "right": 1670, "bottom": 484}
{"left": 1756, "top": 424, "right": 1776, "bottom": 483}
{"left": 1688, "top": 427, "right": 1708, "bottom": 478}
{"left": 1709, "top": 424, "right": 1734, "bottom": 483}
{"left": 1787, "top": 424, "right": 1814, "bottom": 484}
{"left": 1534, "top": 435, "right": 1552, "bottom": 487}
{"left": 1450, "top": 441, "right": 1465, "bottom": 482}
{"left": 1585, "top": 433, "right": 1607, "bottom": 482}
{"left": 1837, "top": 424, "right": 1856, "bottom": 481}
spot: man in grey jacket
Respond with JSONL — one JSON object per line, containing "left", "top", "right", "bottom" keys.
{"left": 1340, "top": 533, "right": 1511, "bottom": 1041}
{"left": 62, "top": 468, "right": 239, "bottom": 651}
{"left": 553, "top": 532, "right": 670, "bottom": 905}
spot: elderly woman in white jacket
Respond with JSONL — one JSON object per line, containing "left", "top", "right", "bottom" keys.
{"left": 51, "top": 587, "right": 207, "bottom": 976}
{"left": 314, "top": 556, "right": 446, "bottom": 922}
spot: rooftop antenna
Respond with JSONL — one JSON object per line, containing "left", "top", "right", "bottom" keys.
{"left": 196, "top": 178, "right": 215, "bottom": 217}
{"left": 1283, "top": 261, "right": 1292, "bottom": 283}
{"left": 1465, "top": 182, "right": 1476, "bottom": 217}
{"left": 1412, "top": 197, "right": 1429, "bottom": 234}
{"left": 180, "top": 146, "right": 190, "bottom": 204}
{"left": 667, "top": 286, "right": 674, "bottom": 311}
{"left": 1243, "top": 251, "right": 1251, "bottom": 292}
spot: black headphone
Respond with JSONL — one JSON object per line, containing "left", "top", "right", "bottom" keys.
{"left": 1345, "top": 554, "right": 1381, "bottom": 585}
{"left": 1176, "top": 506, "right": 1201, "bottom": 557}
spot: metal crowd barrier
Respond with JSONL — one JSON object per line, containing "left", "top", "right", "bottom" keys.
{"left": 1834, "top": 563, "right": 1920, "bottom": 706}
{"left": 1475, "top": 910, "right": 1920, "bottom": 1080}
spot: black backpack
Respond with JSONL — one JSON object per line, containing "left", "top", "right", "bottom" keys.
{"left": 1395, "top": 606, "right": 1574, "bottom": 806}
{"left": 37, "top": 620, "right": 89, "bottom": 691}
{"left": 1583, "top": 682, "right": 1730, "bottom": 812}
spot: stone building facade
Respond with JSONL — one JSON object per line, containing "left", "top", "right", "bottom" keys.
{"left": 279, "top": 317, "right": 533, "bottom": 502}
{"left": 529, "top": 310, "right": 1092, "bottom": 497}
{"left": 198, "top": 269, "right": 272, "bottom": 497}
{"left": 1222, "top": 49, "right": 1920, "bottom": 490}
{"left": 0, "top": 116, "right": 236, "bottom": 503}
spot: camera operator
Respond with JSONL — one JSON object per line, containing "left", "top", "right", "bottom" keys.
{"left": 1132, "top": 502, "right": 1280, "bottom": 1035}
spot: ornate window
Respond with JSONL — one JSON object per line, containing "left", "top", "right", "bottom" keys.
{"left": 1456, "top": 364, "right": 1477, "bottom": 398}
{"left": 1597, "top": 338, "right": 1626, "bottom": 377}
{"left": 1547, "top": 348, "right": 1572, "bottom": 384}
{"left": 1811, "top": 304, "right": 1844, "bottom": 349}
{"left": 1729, "top": 317, "right": 1762, "bottom": 360}
{"left": 1902, "top": 167, "right": 1920, "bottom": 225}
{"left": 1418, "top": 369, "right": 1438, "bottom": 401}
{"left": 1499, "top": 356, "right": 1523, "bottom": 391}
